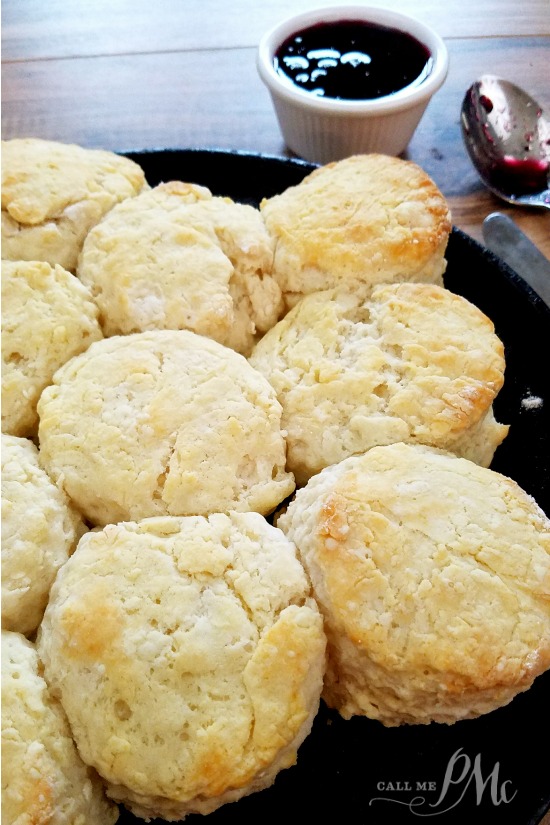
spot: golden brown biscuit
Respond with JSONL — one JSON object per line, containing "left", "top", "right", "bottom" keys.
{"left": 1, "top": 259, "right": 103, "bottom": 438}
{"left": 260, "top": 154, "right": 452, "bottom": 307}
{"left": 2, "top": 630, "right": 118, "bottom": 825}
{"left": 37, "top": 513, "right": 326, "bottom": 820}
{"left": 37, "top": 330, "right": 295, "bottom": 526}
{"left": 1, "top": 435, "right": 86, "bottom": 637}
{"left": 249, "top": 283, "right": 508, "bottom": 484}
{"left": 77, "top": 181, "right": 283, "bottom": 355}
{"left": 277, "top": 443, "right": 550, "bottom": 726}
{"left": 1, "top": 138, "right": 146, "bottom": 271}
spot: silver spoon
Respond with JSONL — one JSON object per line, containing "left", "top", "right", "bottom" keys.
{"left": 461, "top": 74, "right": 550, "bottom": 210}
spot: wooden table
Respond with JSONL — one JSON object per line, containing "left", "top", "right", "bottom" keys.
{"left": 2, "top": 0, "right": 549, "bottom": 259}
{"left": 2, "top": 6, "right": 549, "bottom": 823}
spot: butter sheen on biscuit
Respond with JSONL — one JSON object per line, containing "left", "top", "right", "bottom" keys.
{"left": 1, "top": 138, "right": 147, "bottom": 271}
{"left": 37, "top": 513, "right": 326, "bottom": 820}
{"left": 250, "top": 283, "right": 508, "bottom": 484}
{"left": 278, "top": 443, "right": 550, "bottom": 726}
{"left": 2, "top": 434, "right": 86, "bottom": 637}
{"left": 2, "top": 630, "right": 117, "bottom": 825}
{"left": 2, "top": 259, "right": 103, "bottom": 438}
{"left": 260, "top": 154, "right": 452, "bottom": 307}
{"left": 77, "top": 181, "right": 283, "bottom": 355}
{"left": 37, "top": 330, "right": 295, "bottom": 525}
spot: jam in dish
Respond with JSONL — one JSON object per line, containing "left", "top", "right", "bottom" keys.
{"left": 274, "top": 20, "right": 433, "bottom": 101}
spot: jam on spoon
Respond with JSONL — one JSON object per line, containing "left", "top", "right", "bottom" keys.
{"left": 490, "top": 156, "right": 549, "bottom": 197}
{"left": 461, "top": 75, "right": 550, "bottom": 209}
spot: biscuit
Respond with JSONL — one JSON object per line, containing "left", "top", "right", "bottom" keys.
{"left": 249, "top": 283, "right": 509, "bottom": 484}
{"left": 1, "top": 630, "right": 118, "bottom": 824}
{"left": 260, "top": 154, "right": 452, "bottom": 307}
{"left": 37, "top": 512, "right": 326, "bottom": 820}
{"left": 2, "top": 259, "right": 103, "bottom": 438}
{"left": 1, "top": 138, "right": 147, "bottom": 271}
{"left": 277, "top": 443, "right": 550, "bottom": 726}
{"left": 77, "top": 181, "right": 283, "bottom": 355}
{"left": 1, "top": 435, "right": 86, "bottom": 637}
{"left": 37, "top": 330, "right": 295, "bottom": 526}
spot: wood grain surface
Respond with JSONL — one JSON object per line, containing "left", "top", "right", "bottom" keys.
{"left": 2, "top": 0, "right": 549, "bottom": 253}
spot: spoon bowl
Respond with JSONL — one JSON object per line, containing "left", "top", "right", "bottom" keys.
{"left": 461, "top": 75, "right": 550, "bottom": 210}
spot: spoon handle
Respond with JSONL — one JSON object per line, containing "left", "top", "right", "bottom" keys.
{"left": 512, "top": 191, "right": 550, "bottom": 210}
{"left": 482, "top": 212, "right": 550, "bottom": 308}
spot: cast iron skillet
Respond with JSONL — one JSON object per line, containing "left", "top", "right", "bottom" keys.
{"left": 115, "top": 148, "right": 550, "bottom": 825}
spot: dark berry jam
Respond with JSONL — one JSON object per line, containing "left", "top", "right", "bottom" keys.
{"left": 274, "top": 20, "right": 432, "bottom": 101}
{"left": 490, "top": 155, "right": 549, "bottom": 196}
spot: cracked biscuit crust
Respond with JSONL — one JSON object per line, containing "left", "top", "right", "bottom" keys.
{"left": 77, "top": 181, "right": 283, "bottom": 355}
{"left": 37, "top": 513, "right": 326, "bottom": 820}
{"left": 249, "top": 283, "right": 508, "bottom": 484}
{"left": 277, "top": 443, "right": 550, "bottom": 726}
{"left": 2, "top": 259, "right": 103, "bottom": 438}
{"left": 260, "top": 154, "right": 451, "bottom": 308}
{"left": 1, "top": 138, "right": 147, "bottom": 272}
{"left": 2, "top": 630, "right": 118, "bottom": 825}
{"left": 2, "top": 435, "right": 86, "bottom": 637}
{"left": 37, "top": 330, "right": 295, "bottom": 526}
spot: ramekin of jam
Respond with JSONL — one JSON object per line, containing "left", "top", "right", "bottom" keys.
{"left": 257, "top": 5, "right": 449, "bottom": 164}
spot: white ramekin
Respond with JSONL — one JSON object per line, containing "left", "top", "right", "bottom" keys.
{"left": 257, "top": 5, "right": 449, "bottom": 164}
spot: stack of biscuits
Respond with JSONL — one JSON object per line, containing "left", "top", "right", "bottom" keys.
{"left": 2, "top": 138, "right": 549, "bottom": 824}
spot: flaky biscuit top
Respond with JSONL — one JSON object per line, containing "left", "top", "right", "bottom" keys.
{"left": 2, "top": 630, "right": 118, "bottom": 825}
{"left": 37, "top": 513, "right": 325, "bottom": 818}
{"left": 1, "top": 138, "right": 147, "bottom": 270}
{"left": 278, "top": 444, "right": 550, "bottom": 704}
{"left": 1, "top": 138, "right": 145, "bottom": 226}
{"left": 37, "top": 330, "right": 295, "bottom": 525}
{"left": 77, "top": 181, "right": 283, "bottom": 355}
{"left": 1, "top": 259, "right": 103, "bottom": 438}
{"left": 250, "top": 283, "right": 508, "bottom": 483}
{"left": 1, "top": 434, "right": 86, "bottom": 637}
{"left": 260, "top": 154, "right": 452, "bottom": 306}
